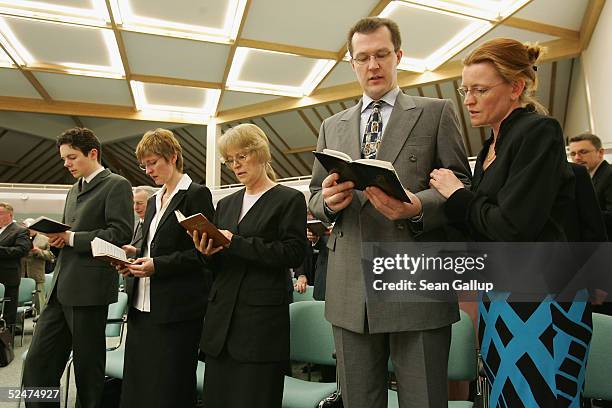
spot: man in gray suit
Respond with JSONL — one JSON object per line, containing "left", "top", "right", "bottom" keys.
{"left": 23, "top": 128, "right": 133, "bottom": 408}
{"left": 122, "top": 185, "right": 156, "bottom": 257}
{"left": 309, "top": 17, "right": 471, "bottom": 408}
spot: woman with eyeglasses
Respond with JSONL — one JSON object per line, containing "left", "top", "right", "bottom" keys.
{"left": 430, "top": 38, "right": 590, "bottom": 407}
{"left": 116, "top": 128, "right": 214, "bottom": 408}
{"left": 192, "top": 123, "right": 307, "bottom": 408}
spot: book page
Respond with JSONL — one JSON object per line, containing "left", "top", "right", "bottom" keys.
{"left": 354, "top": 158, "right": 395, "bottom": 171}
{"left": 322, "top": 149, "right": 352, "bottom": 162}
{"left": 91, "top": 237, "right": 128, "bottom": 262}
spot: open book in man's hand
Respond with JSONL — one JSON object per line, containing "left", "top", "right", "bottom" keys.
{"left": 26, "top": 216, "right": 71, "bottom": 234}
{"left": 175, "top": 210, "right": 230, "bottom": 247}
{"left": 313, "top": 149, "right": 411, "bottom": 202}
{"left": 91, "top": 237, "right": 132, "bottom": 265}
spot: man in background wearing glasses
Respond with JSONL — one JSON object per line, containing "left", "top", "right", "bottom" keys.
{"left": 569, "top": 133, "right": 612, "bottom": 240}
{"left": 309, "top": 17, "right": 471, "bottom": 408}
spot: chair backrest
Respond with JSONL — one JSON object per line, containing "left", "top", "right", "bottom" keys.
{"left": 289, "top": 300, "right": 335, "bottom": 366}
{"left": 447, "top": 309, "right": 478, "bottom": 381}
{"left": 293, "top": 286, "right": 314, "bottom": 302}
{"left": 105, "top": 292, "right": 128, "bottom": 338}
{"left": 0, "top": 283, "right": 5, "bottom": 299}
{"left": 18, "top": 278, "right": 36, "bottom": 307}
{"left": 387, "top": 309, "right": 477, "bottom": 381}
{"left": 44, "top": 274, "right": 53, "bottom": 294}
{"left": 584, "top": 312, "right": 612, "bottom": 399}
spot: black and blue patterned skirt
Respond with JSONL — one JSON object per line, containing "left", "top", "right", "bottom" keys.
{"left": 479, "top": 291, "right": 592, "bottom": 407}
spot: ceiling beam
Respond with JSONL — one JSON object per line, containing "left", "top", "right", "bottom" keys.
{"left": 502, "top": 17, "right": 580, "bottom": 40}
{"left": 215, "top": 0, "right": 253, "bottom": 116}
{"left": 105, "top": 0, "right": 137, "bottom": 108}
{"left": 0, "top": 160, "right": 19, "bottom": 168}
{"left": 284, "top": 145, "right": 316, "bottom": 155}
{"left": 297, "top": 110, "right": 319, "bottom": 141}
{"left": 130, "top": 74, "right": 222, "bottom": 89}
{"left": 580, "top": 0, "right": 606, "bottom": 50}
{"left": 237, "top": 39, "right": 337, "bottom": 60}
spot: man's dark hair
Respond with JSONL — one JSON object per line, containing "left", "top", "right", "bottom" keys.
{"left": 568, "top": 133, "right": 602, "bottom": 150}
{"left": 347, "top": 17, "right": 402, "bottom": 57}
{"left": 57, "top": 127, "right": 102, "bottom": 163}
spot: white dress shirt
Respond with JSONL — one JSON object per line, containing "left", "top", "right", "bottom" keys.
{"left": 359, "top": 87, "right": 400, "bottom": 148}
{"left": 133, "top": 173, "right": 192, "bottom": 312}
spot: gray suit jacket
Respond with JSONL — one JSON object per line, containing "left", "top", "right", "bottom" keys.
{"left": 21, "top": 233, "right": 54, "bottom": 283}
{"left": 51, "top": 169, "right": 133, "bottom": 306}
{"left": 309, "top": 92, "right": 471, "bottom": 334}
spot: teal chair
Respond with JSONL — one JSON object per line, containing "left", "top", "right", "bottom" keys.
{"left": 43, "top": 273, "right": 53, "bottom": 296}
{"left": 293, "top": 286, "right": 314, "bottom": 302}
{"left": 584, "top": 313, "right": 612, "bottom": 400}
{"left": 16, "top": 278, "right": 36, "bottom": 346}
{"left": 282, "top": 300, "right": 338, "bottom": 408}
{"left": 196, "top": 360, "right": 205, "bottom": 398}
{"left": 388, "top": 310, "right": 477, "bottom": 408}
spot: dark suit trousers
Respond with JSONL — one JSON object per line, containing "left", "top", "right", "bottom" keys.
{"left": 333, "top": 324, "right": 451, "bottom": 408}
{"left": 2, "top": 282, "right": 19, "bottom": 327}
{"left": 23, "top": 291, "right": 108, "bottom": 408}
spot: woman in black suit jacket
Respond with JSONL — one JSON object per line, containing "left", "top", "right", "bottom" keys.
{"left": 193, "top": 123, "right": 307, "bottom": 408}
{"left": 117, "top": 128, "right": 214, "bottom": 408}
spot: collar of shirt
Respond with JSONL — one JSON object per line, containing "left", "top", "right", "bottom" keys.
{"left": 590, "top": 160, "right": 604, "bottom": 178}
{"left": 154, "top": 173, "right": 192, "bottom": 209}
{"left": 83, "top": 166, "right": 105, "bottom": 184}
{"left": 361, "top": 87, "right": 400, "bottom": 114}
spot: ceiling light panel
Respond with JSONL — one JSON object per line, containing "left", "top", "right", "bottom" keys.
{"left": 0, "top": 0, "right": 110, "bottom": 26}
{"left": 116, "top": 0, "right": 247, "bottom": 43}
{"left": 130, "top": 81, "right": 221, "bottom": 118}
{"left": 397, "top": 0, "right": 532, "bottom": 21}
{"left": 226, "top": 47, "right": 335, "bottom": 98}
{"left": 34, "top": 71, "right": 133, "bottom": 105}
{"left": 241, "top": 0, "right": 375, "bottom": 51}
{"left": 0, "top": 67, "right": 43, "bottom": 98}
{"left": 122, "top": 31, "right": 230, "bottom": 82}
{"left": 0, "top": 16, "right": 123, "bottom": 77}
{"left": 0, "top": 46, "right": 13, "bottom": 67}
{"left": 379, "top": 1, "right": 493, "bottom": 71}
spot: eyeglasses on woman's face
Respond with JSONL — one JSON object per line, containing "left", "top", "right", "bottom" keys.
{"left": 457, "top": 83, "right": 505, "bottom": 99}
{"left": 223, "top": 152, "right": 249, "bottom": 168}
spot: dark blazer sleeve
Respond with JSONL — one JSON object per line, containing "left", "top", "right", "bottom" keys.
{"left": 446, "top": 118, "right": 567, "bottom": 241}
{"left": 153, "top": 185, "right": 214, "bottom": 279}
{"left": 224, "top": 192, "right": 307, "bottom": 269}
{"left": 72, "top": 177, "right": 134, "bottom": 253}
{"left": 0, "top": 226, "right": 32, "bottom": 258}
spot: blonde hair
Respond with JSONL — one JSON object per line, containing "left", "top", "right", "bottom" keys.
{"left": 218, "top": 124, "right": 277, "bottom": 182}
{"left": 135, "top": 128, "right": 183, "bottom": 172}
{"left": 464, "top": 38, "right": 547, "bottom": 114}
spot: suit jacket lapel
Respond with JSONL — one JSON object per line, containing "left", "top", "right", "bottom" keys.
{"left": 0, "top": 222, "right": 14, "bottom": 242}
{"left": 78, "top": 169, "right": 110, "bottom": 197}
{"left": 226, "top": 188, "right": 245, "bottom": 233}
{"left": 152, "top": 189, "right": 187, "bottom": 241}
{"left": 337, "top": 102, "right": 363, "bottom": 161}
{"left": 376, "top": 92, "right": 422, "bottom": 164}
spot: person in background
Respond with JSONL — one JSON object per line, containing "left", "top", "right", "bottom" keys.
{"left": 430, "top": 38, "right": 589, "bottom": 407}
{"left": 23, "top": 127, "right": 133, "bottom": 408}
{"left": 122, "top": 185, "right": 156, "bottom": 257}
{"left": 0, "top": 202, "right": 32, "bottom": 336}
{"left": 21, "top": 218, "right": 55, "bottom": 314}
{"left": 193, "top": 123, "right": 307, "bottom": 408}
{"left": 116, "top": 128, "right": 214, "bottom": 408}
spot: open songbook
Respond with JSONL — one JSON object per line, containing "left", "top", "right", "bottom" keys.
{"left": 91, "top": 237, "right": 132, "bottom": 265}
{"left": 313, "top": 149, "right": 411, "bottom": 202}
{"left": 26, "top": 216, "right": 71, "bottom": 234}
{"left": 175, "top": 210, "right": 230, "bottom": 247}
{"left": 307, "top": 219, "right": 328, "bottom": 236}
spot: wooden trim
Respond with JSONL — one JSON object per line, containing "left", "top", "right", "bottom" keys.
{"left": 325, "top": 105, "right": 335, "bottom": 116}
{"left": 297, "top": 110, "right": 319, "bottom": 140}
{"left": 13, "top": 142, "right": 56, "bottom": 183}
{"left": 130, "top": 74, "right": 222, "bottom": 89}
{"left": 339, "top": 101, "right": 348, "bottom": 110}
{"left": 71, "top": 116, "right": 84, "bottom": 127}
{"left": 434, "top": 84, "right": 443, "bottom": 99}
{"left": 580, "top": 0, "right": 606, "bottom": 50}
{"left": 105, "top": 0, "right": 136, "bottom": 108}
{"left": 503, "top": 17, "right": 580, "bottom": 40}
{"left": 417, "top": 87, "right": 425, "bottom": 97}
{"left": 548, "top": 61, "right": 557, "bottom": 117}
{"left": 452, "top": 80, "right": 472, "bottom": 156}
{"left": 20, "top": 71, "right": 53, "bottom": 102}
{"left": 311, "top": 107, "right": 324, "bottom": 124}
{"left": 284, "top": 145, "right": 316, "bottom": 154}
{"left": 562, "top": 58, "right": 576, "bottom": 131}
{"left": 215, "top": 0, "right": 252, "bottom": 117}
{"left": 0, "top": 139, "right": 48, "bottom": 179}
{"left": 237, "top": 39, "right": 337, "bottom": 60}
{"left": 0, "top": 160, "right": 18, "bottom": 167}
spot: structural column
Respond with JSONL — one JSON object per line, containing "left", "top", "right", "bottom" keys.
{"left": 206, "top": 119, "right": 221, "bottom": 188}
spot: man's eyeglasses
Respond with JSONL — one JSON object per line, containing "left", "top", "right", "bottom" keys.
{"left": 569, "top": 149, "right": 597, "bottom": 158}
{"left": 457, "top": 83, "right": 505, "bottom": 98}
{"left": 224, "top": 153, "right": 249, "bottom": 168}
{"left": 352, "top": 50, "right": 394, "bottom": 65}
